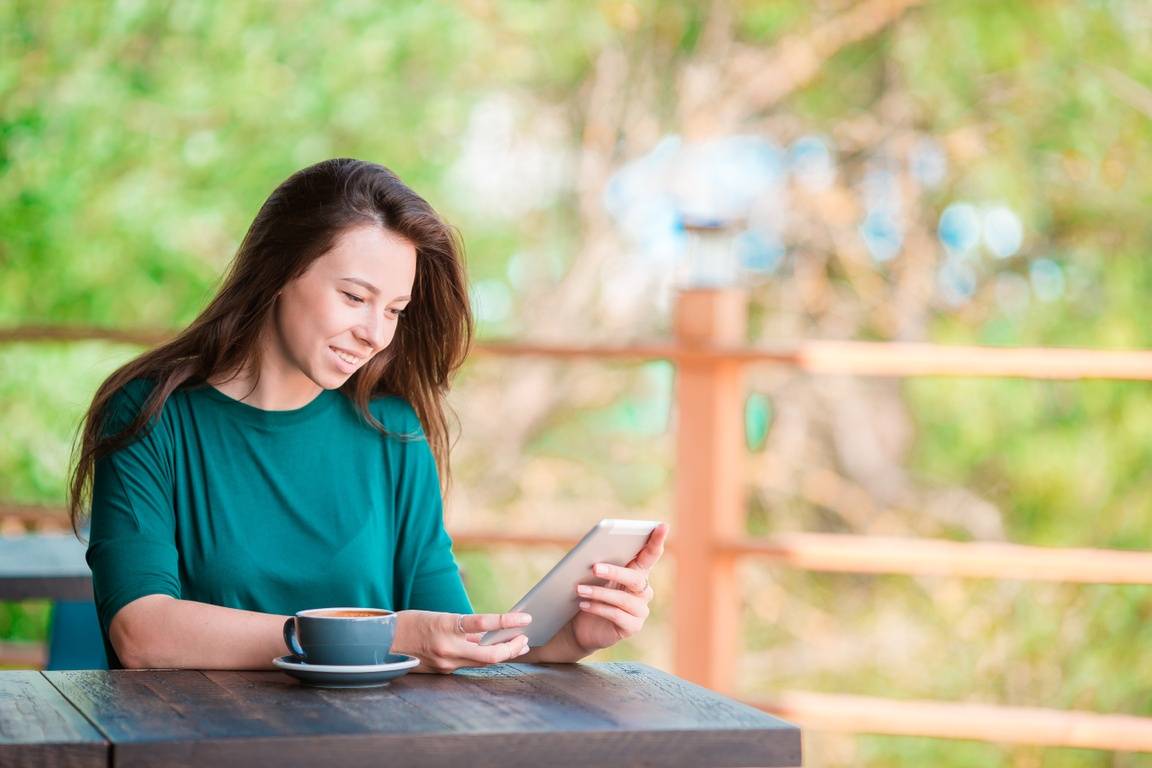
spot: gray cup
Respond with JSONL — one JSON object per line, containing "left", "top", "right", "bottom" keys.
{"left": 283, "top": 607, "right": 397, "bottom": 666}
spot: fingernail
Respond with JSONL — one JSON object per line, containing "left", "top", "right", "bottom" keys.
{"left": 579, "top": 601, "right": 591, "bottom": 609}
{"left": 594, "top": 564, "right": 607, "bottom": 576}
{"left": 513, "top": 613, "right": 532, "bottom": 625}
{"left": 577, "top": 585, "right": 592, "bottom": 596}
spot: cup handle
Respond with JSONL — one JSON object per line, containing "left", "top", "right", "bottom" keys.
{"left": 283, "top": 617, "right": 305, "bottom": 658}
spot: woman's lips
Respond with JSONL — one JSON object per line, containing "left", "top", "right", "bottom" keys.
{"left": 329, "top": 346, "right": 363, "bottom": 373}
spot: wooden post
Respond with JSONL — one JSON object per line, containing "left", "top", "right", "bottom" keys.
{"left": 672, "top": 288, "right": 747, "bottom": 691}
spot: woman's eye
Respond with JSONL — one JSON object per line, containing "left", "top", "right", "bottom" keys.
{"left": 341, "top": 291, "right": 365, "bottom": 304}
{"left": 388, "top": 307, "right": 405, "bottom": 319}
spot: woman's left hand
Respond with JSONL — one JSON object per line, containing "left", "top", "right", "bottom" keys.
{"left": 567, "top": 522, "right": 668, "bottom": 655}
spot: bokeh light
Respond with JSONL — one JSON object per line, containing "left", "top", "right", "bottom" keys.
{"left": 1029, "top": 258, "right": 1066, "bottom": 302}
{"left": 981, "top": 205, "right": 1025, "bottom": 259}
{"left": 937, "top": 202, "right": 982, "bottom": 254}
{"left": 909, "top": 137, "right": 949, "bottom": 189}
{"left": 470, "top": 279, "right": 513, "bottom": 325}
{"left": 937, "top": 253, "right": 979, "bottom": 306}
{"left": 789, "top": 135, "right": 836, "bottom": 192}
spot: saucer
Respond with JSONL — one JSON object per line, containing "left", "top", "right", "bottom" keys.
{"left": 273, "top": 653, "right": 419, "bottom": 688}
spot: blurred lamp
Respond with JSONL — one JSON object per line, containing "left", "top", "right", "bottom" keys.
{"left": 679, "top": 215, "right": 743, "bottom": 288}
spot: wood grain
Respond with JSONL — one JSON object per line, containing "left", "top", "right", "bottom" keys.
{"left": 39, "top": 664, "right": 799, "bottom": 767}
{"left": 0, "top": 671, "right": 106, "bottom": 768}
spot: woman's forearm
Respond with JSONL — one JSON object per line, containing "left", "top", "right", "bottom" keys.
{"left": 116, "top": 596, "right": 583, "bottom": 670}
{"left": 114, "top": 595, "right": 289, "bottom": 670}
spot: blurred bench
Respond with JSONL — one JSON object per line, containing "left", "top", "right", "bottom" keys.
{"left": 0, "top": 534, "right": 107, "bottom": 669}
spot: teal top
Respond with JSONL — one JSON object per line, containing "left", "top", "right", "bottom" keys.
{"left": 85, "top": 379, "right": 472, "bottom": 668}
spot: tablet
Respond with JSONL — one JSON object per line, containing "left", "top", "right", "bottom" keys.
{"left": 479, "top": 518, "right": 660, "bottom": 648}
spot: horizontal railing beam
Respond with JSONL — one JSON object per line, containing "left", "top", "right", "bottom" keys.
{"left": 450, "top": 531, "right": 585, "bottom": 549}
{"left": 0, "top": 325, "right": 168, "bottom": 347}
{"left": 6, "top": 510, "right": 1152, "bottom": 585}
{"left": 749, "top": 691, "right": 1152, "bottom": 752}
{"left": 2, "top": 326, "right": 1151, "bottom": 379}
{"left": 479, "top": 340, "right": 1152, "bottom": 380}
{"left": 460, "top": 531, "right": 1152, "bottom": 584}
{"left": 721, "top": 533, "right": 1152, "bottom": 584}
{"left": 0, "top": 642, "right": 46, "bottom": 668}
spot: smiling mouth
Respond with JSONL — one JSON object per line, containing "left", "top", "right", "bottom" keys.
{"left": 330, "top": 347, "right": 364, "bottom": 366}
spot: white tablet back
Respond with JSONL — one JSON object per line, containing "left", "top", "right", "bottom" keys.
{"left": 479, "top": 519, "right": 659, "bottom": 648}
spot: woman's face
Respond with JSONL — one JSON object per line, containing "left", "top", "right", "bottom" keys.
{"left": 271, "top": 224, "right": 417, "bottom": 391}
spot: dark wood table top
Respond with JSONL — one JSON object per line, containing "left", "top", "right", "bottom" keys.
{"left": 0, "top": 533, "right": 93, "bottom": 601}
{"left": 0, "top": 671, "right": 107, "bottom": 767}
{"left": 2, "top": 662, "right": 801, "bottom": 767}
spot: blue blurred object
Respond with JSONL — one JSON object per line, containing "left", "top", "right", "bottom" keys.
{"left": 938, "top": 202, "right": 981, "bottom": 253}
{"left": 789, "top": 135, "right": 836, "bottom": 191}
{"left": 673, "top": 135, "right": 788, "bottom": 222}
{"left": 680, "top": 216, "right": 742, "bottom": 287}
{"left": 1029, "top": 258, "right": 1066, "bottom": 302}
{"left": 861, "top": 160, "right": 901, "bottom": 215}
{"left": 860, "top": 211, "right": 904, "bottom": 263}
{"left": 937, "top": 253, "right": 979, "bottom": 306}
{"left": 982, "top": 204, "right": 1024, "bottom": 258}
{"left": 744, "top": 393, "right": 773, "bottom": 453}
{"left": 737, "top": 229, "right": 786, "bottom": 275}
{"left": 46, "top": 600, "right": 108, "bottom": 670}
{"left": 909, "top": 137, "right": 948, "bottom": 189}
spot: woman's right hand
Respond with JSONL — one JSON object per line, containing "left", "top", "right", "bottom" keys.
{"left": 392, "top": 610, "right": 532, "bottom": 674}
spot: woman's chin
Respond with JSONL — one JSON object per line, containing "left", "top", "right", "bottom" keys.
{"left": 307, "top": 369, "right": 350, "bottom": 391}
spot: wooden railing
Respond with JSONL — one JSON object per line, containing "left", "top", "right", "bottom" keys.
{"left": 6, "top": 323, "right": 1152, "bottom": 379}
{"left": 3, "top": 301, "right": 1152, "bottom": 752}
{"left": 7, "top": 519, "right": 1152, "bottom": 586}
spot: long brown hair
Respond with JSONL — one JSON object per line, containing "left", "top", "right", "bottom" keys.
{"left": 68, "top": 158, "right": 472, "bottom": 538}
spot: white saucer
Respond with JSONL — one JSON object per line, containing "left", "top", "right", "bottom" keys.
{"left": 273, "top": 653, "right": 419, "bottom": 688}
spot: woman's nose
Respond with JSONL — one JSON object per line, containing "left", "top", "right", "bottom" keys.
{"left": 356, "top": 316, "right": 392, "bottom": 352}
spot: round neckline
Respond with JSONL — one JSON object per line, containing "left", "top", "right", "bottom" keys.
{"left": 196, "top": 384, "right": 339, "bottom": 426}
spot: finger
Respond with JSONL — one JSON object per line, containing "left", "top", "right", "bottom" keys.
{"left": 458, "top": 612, "right": 532, "bottom": 635}
{"left": 577, "top": 584, "right": 650, "bottom": 616}
{"left": 631, "top": 523, "right": 668, "bottom": 571}
{"left": 456, "top": 634, "right": 530, "bottom": 665}
{"left": 578, "top": 600, "right": 643, "bottom": 636}
{"left": 593, "top": 563, "right": 648, "bottom": 593}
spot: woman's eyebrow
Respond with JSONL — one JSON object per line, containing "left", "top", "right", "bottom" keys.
{"left": 339, "top": 277, "right": 379, "bottom": 294}
{"left": 339, "top": 277, "right": 409, "bottom": 301}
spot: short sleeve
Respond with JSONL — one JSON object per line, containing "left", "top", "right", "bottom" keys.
{"left": 85, "top": 381, "right": 182, "bottom": 659}
{"left": 386, "top": 400, "right": 473, "bottom": 615}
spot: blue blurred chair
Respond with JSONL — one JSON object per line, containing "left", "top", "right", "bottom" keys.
{"left": 0, "top": 533, "right": 108, "bottom": 670}
{"left": 45, "top": 600, "right": 108, "bottom": 670}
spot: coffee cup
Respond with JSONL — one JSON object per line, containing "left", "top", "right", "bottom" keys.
{"left": 282, "top": 607, "right": 397, "bottom": 666}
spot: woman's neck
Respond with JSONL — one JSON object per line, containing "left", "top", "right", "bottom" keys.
{"left": 203, "top": 313, "right": 324, "bottom": 412}
{"left": 208, "top": 367, "right": 324, "bottom": 411}
{"left": 208, "top": 328, "right": 324, "bottom": 411}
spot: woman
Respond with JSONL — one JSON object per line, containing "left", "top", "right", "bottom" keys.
{"left": 69, "top": 158, "right": 667, "bottom": 672}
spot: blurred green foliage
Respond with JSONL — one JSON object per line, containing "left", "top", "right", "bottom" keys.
{"left": 3, "top": 1, "right": 1152, "bottom": 765}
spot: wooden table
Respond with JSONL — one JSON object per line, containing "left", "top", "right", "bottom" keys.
{"left": 2, "top": 662, "right": 801, "bottom": 767}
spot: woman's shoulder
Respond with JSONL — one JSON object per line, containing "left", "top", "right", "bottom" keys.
{"left": 99, "top": 377, "right": 174, "bottom": 440}
{"left": 367, "top": 394, "right": 425, "bottom": 437}
{"left": 111, "top": 377, "right": 158, "bottom": 403}
{"left": 104, "top": 378, "right": 160, "bottom": 419}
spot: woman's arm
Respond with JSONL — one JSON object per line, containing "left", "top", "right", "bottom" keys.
{"left": 111, "top": 595, "right": 289, "bottom": 670}
{"left": 113, "top": 595, "right": 535, "bottom": 672}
